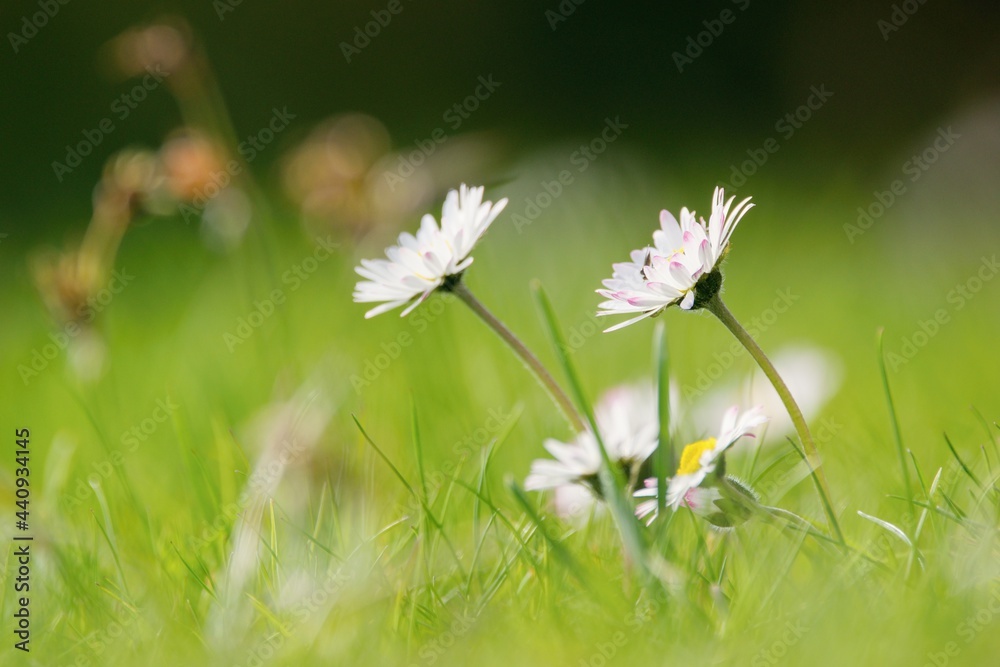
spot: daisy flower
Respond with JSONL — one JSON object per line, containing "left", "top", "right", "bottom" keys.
{"left": 635, "top": 405, "right": 766, "bottom": 521}
{"left": 525, "top": 383, "right": 658, "bottom": 507}
{"left": 353, "top": 184, "right": 507, "bottom": 318}
{"left": 596, "top": 187, "right": 753, "bottom": 332}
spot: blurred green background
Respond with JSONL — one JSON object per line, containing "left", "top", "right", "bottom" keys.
{"left": 4, "top": 0, "right": 1000, "bottom": 229}
{"left": 3, "top": 2, "right": 1000, "bottom": 665}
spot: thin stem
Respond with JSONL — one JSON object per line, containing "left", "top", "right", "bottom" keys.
{"left": 704, "top": 294, "right": 844, "bottom": 545}
{"left": 653, "top": 321, "right": 673, "bottom": 511}
{"left": 449, "top": 280, "right": 586, "bottom": 433}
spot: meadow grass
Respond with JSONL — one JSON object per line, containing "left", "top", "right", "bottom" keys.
{"left": 1, "top": 169, "right": 998, "bottom": 666}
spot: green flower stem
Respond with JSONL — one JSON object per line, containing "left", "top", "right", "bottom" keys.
{"left": 718, "top": 477, "right": 840, "bottom": 549}
{"left": 653, "top": 322, "right": 673, "bottom": 511}
{"left": 704, "top": 294, "right": 844, "bottom": 544}
{"left": 449, "top": 280, "right": 587, "bottom": 433}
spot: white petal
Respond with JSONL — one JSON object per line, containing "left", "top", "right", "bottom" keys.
{"left": 364, "top": 299, "right": 410, "bottom": 319}
{"left": 602, "top": 310, "right": 659, "bottom": 332}
{"left": 352, "top": 185, "right": 503, "bottom": 318}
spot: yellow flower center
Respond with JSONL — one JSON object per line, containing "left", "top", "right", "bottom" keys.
{"left": 677, "top": 438, "right": 717, "bottom": 476}
{"left": 666, "top": 247, "right": 686, "bottom": 261}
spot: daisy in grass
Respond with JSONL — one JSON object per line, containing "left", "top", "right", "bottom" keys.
{"left": 596, "top": 187, "right": 753, "bottom": 331}
{"left": 598, "top": 188, "right": 843, "bottom": 540}
{"left": 635, "top": 405, "right": 766, "bottom": 526}
{"left": 525, "top": 383, "right": 658, "bottom": 511}
{"left": 352, "top": 183, "right": 587, "bottom": 431}
{"left": 353, "top": 184, "right": 507, "bottom": 318}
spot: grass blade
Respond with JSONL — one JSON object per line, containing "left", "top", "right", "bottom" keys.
{"left": 653, "top": 321, "right": 672, "bottom": 511}
{"left": 877, "top": 328, "right": 914, "bottom": 518}
{"left": 352, "top": 415, "right": 467, "bottom": 580}
{"left": 943, "top": 432, "right": 982, "bottom": 489}
{"left": 507, "top": 477, "right": 587, "bottom": 585}
{"left": 531, "top": 281, "right": 647, "bottom": 573}
{"left": 857, "top": 511, "right": 912, "bottom": 547}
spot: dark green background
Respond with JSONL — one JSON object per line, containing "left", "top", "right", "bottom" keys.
{"left": 3, "top": 0, "right": 999, "bottom": 232}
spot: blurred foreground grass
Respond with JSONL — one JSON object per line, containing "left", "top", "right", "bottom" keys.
{"left": 1, "top": 165, "right": 999, "bottom": 666}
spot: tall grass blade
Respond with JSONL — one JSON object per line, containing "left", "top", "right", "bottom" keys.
{"left": 531, "top": 281, "right": 647, "bottom": 574}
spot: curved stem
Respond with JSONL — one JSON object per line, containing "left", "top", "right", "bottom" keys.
{"left": 704, "top": 294, "right": 844, "bottom": 544}
{"left": 449, "top": 281, "right": 586, "bottom": 433}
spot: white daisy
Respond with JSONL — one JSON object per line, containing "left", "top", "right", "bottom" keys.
{"left": 525, "top": 383, "right": 658, "bottom": 504}
{"left": 353, "top": 184, "right": 507, "bottom": 318}
{"left": 597, "top": 187, "right": 753, "bottom": 332}
{"left": 634, "top": 405, "right": 766, "bottom": 519}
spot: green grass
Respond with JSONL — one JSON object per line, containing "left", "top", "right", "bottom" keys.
{"left": 2, "top": 165, "right": 999, "bottom": 666}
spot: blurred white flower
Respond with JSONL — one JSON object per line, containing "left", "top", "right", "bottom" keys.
{"left": 525, "top": 383, "right": 658, "bottom": 514}
{"left": 692, "top": 345, "right": 842, "bottom": 442}
{"left": 597, "top": 187, "right": 753, "bottom": 331}
{"left": 353, "top": 184, "right": 507, "bottom": 318}
{"left": 552, "top": 484, "right": 600, "bottom": 524}
{"left": 635, "top": 405, "right": 766, "bottom": 519}
{"left": 208, "top": 375, "right": 336, "bottom": 645}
